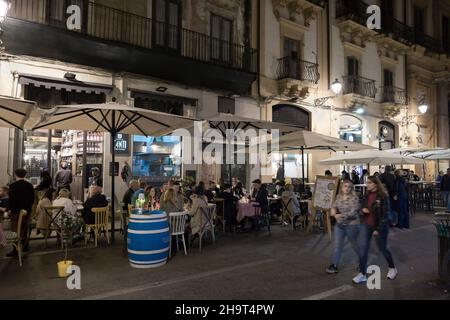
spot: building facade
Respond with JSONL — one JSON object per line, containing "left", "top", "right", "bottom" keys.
{"left": 259, "top": 0, "right": 450, "bottom": 181}
{"left": 0, "top": 0, "right": 260, "bottom": 200}
{"left": 0, "top": 0, "right": 449, "bottom": 200}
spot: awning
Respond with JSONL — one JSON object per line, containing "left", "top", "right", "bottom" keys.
{"left": 18, "top": 73, "right": 113, "bottom": 95}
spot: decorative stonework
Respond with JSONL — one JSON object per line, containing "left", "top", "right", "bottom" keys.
{"left": 272, "top": 0, "right": 322, "bottom": 27}
{"left": 337, "top": 21, "right": 379, "bottom": 48}
{"left": 206, "top": 0, "right": 242, "bottom": 11}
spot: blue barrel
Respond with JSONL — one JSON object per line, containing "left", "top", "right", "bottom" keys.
{"left": 127, "top": 210, "right": 170, "bottom": 269}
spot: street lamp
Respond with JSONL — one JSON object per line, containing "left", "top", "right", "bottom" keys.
{"left": 0, "top": 0, "right": 11, "bottom": 51}
{"left": 0, "top": 0, "right": 11, "bottom": 23}
{"left": 331, "top": 78, "right": 343, "bottom": 95}
{"left": 314, "top": 78, "right": 342, "bottom": 108}
{"left": 418, "top": 104, "right": 428, "bottom": 115}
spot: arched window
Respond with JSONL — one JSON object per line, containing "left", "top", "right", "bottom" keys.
{"left": 379, "top": 121, "right": 396, "bottom": 150}
{"left": 272, "top": 104, "right": 310, "bottom": 130}
{"left": 339, "top": 115, "right": 363, "bottom": 143}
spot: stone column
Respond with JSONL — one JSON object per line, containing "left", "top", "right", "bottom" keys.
{"left": 437, "top": 82, "right": 449, "bottom": 149}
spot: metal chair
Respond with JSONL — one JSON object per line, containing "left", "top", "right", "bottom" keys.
{"left": 5, "top": 210, "right": 27, "bottom": 267}
{"left": 169, "top": 211, "right": 189, "bottom": 257}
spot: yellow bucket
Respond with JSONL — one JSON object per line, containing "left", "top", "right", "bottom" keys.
{"left": 57, "top": 260, "right": 73, "bottom": 278}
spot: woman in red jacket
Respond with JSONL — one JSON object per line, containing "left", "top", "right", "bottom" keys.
{"left": 353, "top": 176, "right": 397, "bottom": 284}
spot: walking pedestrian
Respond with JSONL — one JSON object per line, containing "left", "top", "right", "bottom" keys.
{"left": 394, "top": 170, "right": 409, "bottom": 229}
{"left": 326, "top": 180, "right": 361, "bottom": 274}
{"left": 440, "top": 168, "right": 450, "bottom": 210}
{"left": 353, "top": 176, "right": 397, "bottom": 284}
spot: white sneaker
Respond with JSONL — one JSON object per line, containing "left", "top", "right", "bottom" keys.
{"left": 352, "top": 273, "right": 367, "bottom": 284}
{"left": 387, "top": 268, "right": 398, "bottom": 280}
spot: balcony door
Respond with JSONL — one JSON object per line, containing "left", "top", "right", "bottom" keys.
{"left": 381, "top": 0, "right": 394, "bottom": 32}
{"left": 153, "top": 0, "right": 182, "bottom": 53}
{"left": 346, "top": 57, "right": 359, "bottom": 94}
{"left": 443, "top": 16, "right": 449, "bottom": 53}
{"left": 283, "top": 38, "right": 300, "bottom": 79}
{"left": 383, "top": 69, "right": 394, "bottom": 102}
{"left": 414, "top": 6, "right": 425, "bottom": 33}
{"left": 211, "top": 14, "right": 233, "bottom": 64}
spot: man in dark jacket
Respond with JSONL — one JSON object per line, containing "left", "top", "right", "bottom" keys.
{"left": 251, "top": 179, "right": 269, "bottom": 214}
{"left": 7, "top": 168, "right": 35, "bottom": 256}
{"left": 217, "top": 184, "right": 239, "bottom": 232}
{"left": 122, "top": 179, "right": 139, "bottom": 210}
{"left": 82, "top": 186, "right": 108, "bottom": 225}
{"left": 440, "top": 168, "right": 450, "bottom": 209}
{"left": 379, "top": 165, "right": 397, "bottom": 209}
{"left": 54, "top": 162, "right": 73, "bottom": 193}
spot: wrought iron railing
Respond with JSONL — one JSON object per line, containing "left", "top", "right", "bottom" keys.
{"left": 335, "top": 0, "right": 368, "bottom": 26}
{"left": 381, "top": 86, "right": 407, "bottom": 105}
{"left": 8, "top": 0, "right": 257, "bottom": 73}
{"left": 343, "top": 76, "right": 377, "bottom": 98}
{"left": 336, "top": 0, "right": 443, "bottom": 54}
{"left": 276, "top": 57, "right": 320, "bottom": 84}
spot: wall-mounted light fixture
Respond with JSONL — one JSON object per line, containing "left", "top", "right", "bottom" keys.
{"left": 64, "top": 72, "right": 77, "bottom": 80}
{"left": 314, "top": 78, "right": 342, "bottom": 108}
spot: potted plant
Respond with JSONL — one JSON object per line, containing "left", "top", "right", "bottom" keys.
{"left": 57, "top": 211, "right": 84, "bottom": 278}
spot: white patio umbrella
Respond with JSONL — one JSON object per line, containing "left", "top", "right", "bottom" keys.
{"left": 411, "top": 149, "right": 450, "bottom": 160}
{"left": 32, "top": 102, "right": 197, "bottom": 243}
{"left": 319, "top": 149, "right": 425, "bottom": 166}
{"left": 278, "top": 130, "right": 373, "bottom": 152}
{"left": 202, "top": 113, "right": 303, "bottom": 184}
{"left": 0, "top": 95, "right": 36, "bottom": 130}
{"left": 276, "top": 129, "right": 374, "bottom": 185}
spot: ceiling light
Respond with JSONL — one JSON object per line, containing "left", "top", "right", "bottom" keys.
{"left": 156, "top": 86, "right": 168, "bottom": 93}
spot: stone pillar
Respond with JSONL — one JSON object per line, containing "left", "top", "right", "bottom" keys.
{"left": 437, "top": 82, "right": 449, "bottom": 149}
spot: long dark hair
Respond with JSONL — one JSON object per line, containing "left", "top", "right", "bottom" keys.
{"left": 367, "top": 176, "right": 388, "bottom": 198}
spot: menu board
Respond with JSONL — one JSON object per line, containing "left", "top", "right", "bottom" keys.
{"left": 312, "top": 176, "right": 339, "bottom": 210}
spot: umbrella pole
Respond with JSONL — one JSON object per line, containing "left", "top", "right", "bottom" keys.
{"left": 110, "top": 111, "right": 116, "bottom": 244}
{"left": 282, "top": 153, "right": 285, "bottom": 181}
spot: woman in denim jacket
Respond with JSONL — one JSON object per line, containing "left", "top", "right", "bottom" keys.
{"left": 353, "top": 176, "right": 397, "bottom": 284}
{"left": 326, "top": 180, "right": 361, "bottom": 274}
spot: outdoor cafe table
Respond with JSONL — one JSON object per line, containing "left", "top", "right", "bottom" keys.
{"left": 236, "top": 202, "right": 261, "bottom": 223}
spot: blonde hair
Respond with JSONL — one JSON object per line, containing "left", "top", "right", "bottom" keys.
{"left": 163, "top": 189, "right": 176, "bottom": 204}
{"left": 337, "top": 180, "right": 357, "bottom": 199}
{"left": 58, "top": 188, "right": 71, "bottom": 199}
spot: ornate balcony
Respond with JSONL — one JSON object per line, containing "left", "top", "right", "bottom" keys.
{"left": 276, "top": 57, "right": 320, "bottom": 84}
{"left": 381, "top": 86, "right": 408, "bottom": 105}
{"left": 343, "top": 76, "right": 377, "bottom": 99}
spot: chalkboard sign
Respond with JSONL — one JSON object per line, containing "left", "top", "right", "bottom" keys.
{"left": 312, "top": 176, "right": 339, "bottom": 210}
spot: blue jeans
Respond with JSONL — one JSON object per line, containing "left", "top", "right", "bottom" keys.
{"left": 443, "top": 191, "right": 450, "bottom": 210}
{"left": 359, "top": 223, "right": 395, "bottom": 275}
{"left": 332, "top": 224, "right": 361, "bottom": 267}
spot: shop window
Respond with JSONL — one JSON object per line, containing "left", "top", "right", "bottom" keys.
{"left": 340, "top": 115, "right": 363, "bottom": 143}
{"left": 132, "top": 135, "right": 182, "bottom": 186}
